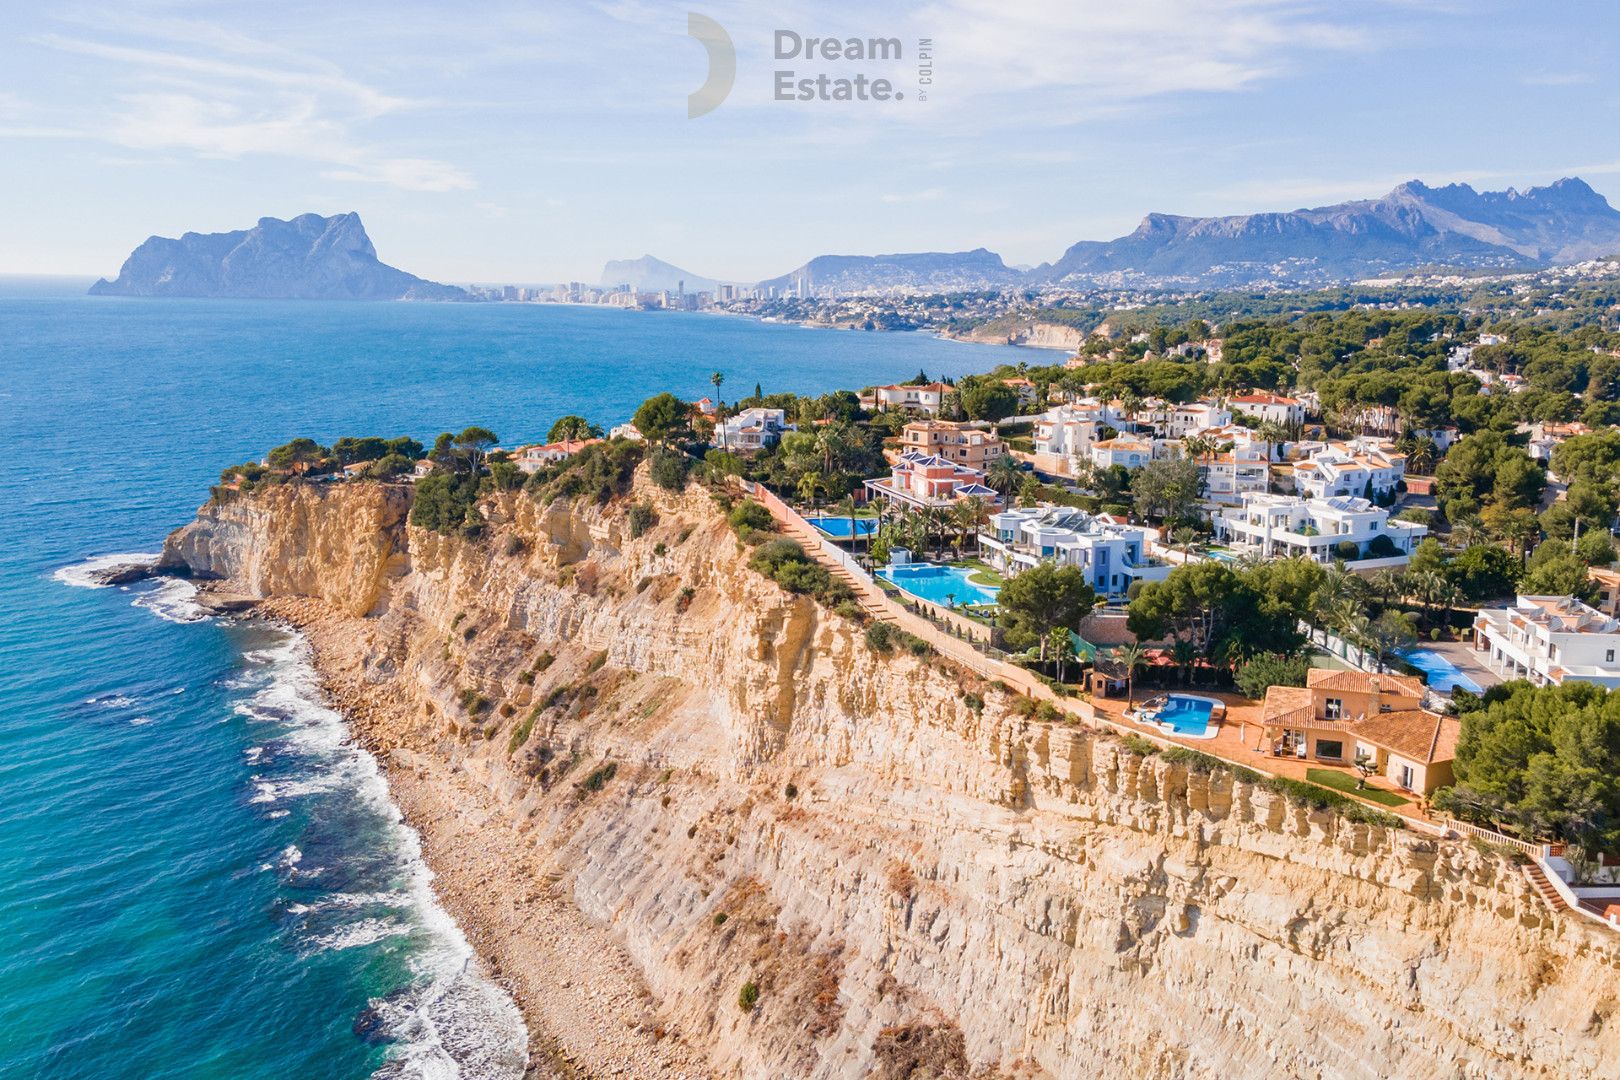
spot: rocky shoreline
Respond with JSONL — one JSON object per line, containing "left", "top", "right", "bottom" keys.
{"left": 252, "top": 594, "right": 715, "bottom": 1080}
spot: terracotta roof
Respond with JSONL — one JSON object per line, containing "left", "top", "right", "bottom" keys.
{"left": 1348, "top": 710, "right": 1459, "bottom": 764}
{"left": 1261, "top": 685, "right": 1314, "bottom": 724}
{"left": 1306, "top": 668, "right": 1424, "bottom": 698}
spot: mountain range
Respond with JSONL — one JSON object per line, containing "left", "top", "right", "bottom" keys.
{"left": 90, "top": 213, "right": 467, "bottom": 301}
{"left": 622, "top": 177, "right": 1620, "bottom": 295}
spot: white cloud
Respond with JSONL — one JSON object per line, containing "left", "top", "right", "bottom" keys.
{"left": 26, "top": 22, "right": 473, "bottom": 192}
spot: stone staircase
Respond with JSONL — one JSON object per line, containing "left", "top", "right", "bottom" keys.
{"left": 1523, "top": 862, "right": 1569, "bottom": 913}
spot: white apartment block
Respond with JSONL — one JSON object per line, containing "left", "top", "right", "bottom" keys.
{"left": 1033, "top": 404, "right": 1102, "bottom": 460}
{"left": 980, "top": 505, "right": 1170, "bottom": 599}
{"left": 1292, "top": 438, "right": 1406, "bottom": 501}
{"left": 1212, "top": 493, "right": 1427, "bottom": 566}
{"left": 1473, "top": 595, "right": 1620, "bottom": 688}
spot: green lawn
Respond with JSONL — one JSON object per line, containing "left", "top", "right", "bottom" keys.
{"left": 951, "top": 557, "right": 1005, "bottom": 588}
{"left": 1306, "top": 768, "right": 1409, "bottom": 806}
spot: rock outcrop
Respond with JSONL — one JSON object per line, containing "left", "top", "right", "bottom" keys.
{"left": 161, "top": 478, "right": 1620, "bottom": 1079}
{"left": 90, "top": 213, "right": 469, "bottom": 300}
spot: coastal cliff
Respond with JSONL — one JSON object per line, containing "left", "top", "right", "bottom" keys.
{"left": 160, "top": 478, "right": 1620, "bottom": 1079}
{"left": 949, "top": 318, "right": 1088, "bottom": 351}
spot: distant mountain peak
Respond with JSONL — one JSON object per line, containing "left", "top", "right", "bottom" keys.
{"left": 90, "top": 213, "right": 466, "bottom": 301}
{"left": 1032, "top": 176, "right": 1620, "bottom": 288}
{"left": 599, "top": 255, "right": 719, "bottom": 293}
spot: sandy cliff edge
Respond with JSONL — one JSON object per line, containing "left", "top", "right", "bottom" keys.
{"left": 159, "top": 476, "right": 1620, "bottom": 1080}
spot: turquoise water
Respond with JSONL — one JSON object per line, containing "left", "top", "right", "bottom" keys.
{"left": 1149, "top": 695, "right": 1215, "bottom": 736}
{"left": 0, "top": 281, "right": 1025, "bottom": 1079}
{"left": 1398, "top": 647, "right": 1483, "bottom": 694}
{"left": 878, "top": 564, "right": 999, "bottom": 607}
{"left": 809, "top": 516, "right": 878, "bottom": 539}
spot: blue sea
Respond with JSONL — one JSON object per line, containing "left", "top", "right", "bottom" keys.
{"left": 0, "top": 278, "right": 1025, "bottom": 1079}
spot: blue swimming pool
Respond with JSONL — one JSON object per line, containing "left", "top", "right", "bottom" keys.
{"left": 1144, "top": 694, "right": 1217, "bottom": 737}
{"left": 1397, "top": 647, "right": 1483, "bottom": 694}
{"left": 810, "top": 516, "right": 878, "bottom": 539}
{"left": 877, "top": 564, "right": 998, "bottom": 608}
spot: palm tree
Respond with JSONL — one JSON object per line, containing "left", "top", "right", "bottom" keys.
{"left": 1450, "top": 518, "right": 1489, "bottom": 550}
{"left": 1114, "top": 643, "right": 1147, "bottom": 707}
{"left": 986, "top": 455, "right": 1023, "bottom": 499}
{"left": 954, "top": 496, "right": 990, "bottom": 556}
{"left": 1370, "top": 568, "right": 1404, "bottom": 607}
{"left": 796, "top": 471, "right": 821, "bottom": 509}
{"left": 837, "top": 494, "right": 860, "bottom": 547}
{"left": 815, "top": 423, "right": 847, "bottom": 476}
{"left": 706, "top": 374, "right": 725, "bottom": 450}
{"left": 1171, "top": 639, "right": 1197, "bottom": 686}
{"left": 1048, "top": 627, "right": 1075, "bottom": 684}
{"left": 1256, "top": 420, "right": 1289, "bottom": 464}
{"left": 1172, "top": 526, "right": 1199, "bottom": 555}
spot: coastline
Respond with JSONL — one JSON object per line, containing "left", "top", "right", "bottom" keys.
{"left": 253, "top": 594, "right": 714, "bottom": 1080}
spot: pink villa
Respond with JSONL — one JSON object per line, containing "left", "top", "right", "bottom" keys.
{"left": 864, "top": 451, "right": 1001, "bottom": 511}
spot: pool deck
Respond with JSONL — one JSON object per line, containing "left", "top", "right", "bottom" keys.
{"left": 1408, "top": 640, "right": 1501, "bottom": 692}
{"left": 1092, "top": 689, "right": 1437, "bottom": 825}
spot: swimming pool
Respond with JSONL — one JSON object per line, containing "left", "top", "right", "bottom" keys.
{"left": 1205, "top": 548, "right": 1241, "bottom": 563}
{"left": 1138, "top": 694, "right": 1218, "bottom": 738}
{"left": 810, "top": 516, "right": 878, "bottom": 539}
{"left": 1397, "top": 647, "right": 1483, "bottom": 694}
{"left": 877, "top": 564, "right": 998, "bottom": 608}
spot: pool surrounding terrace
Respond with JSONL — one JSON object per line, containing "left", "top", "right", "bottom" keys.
{"left": 1130, "top": 693, "right": 1223, "bottom": 738}
{"left": 877, "top": 563, "right": 999, "bottom": 608}
{"left": 809, "top": 516, "right": 878, "bottom": 539}
{"left": 1397, "top": 647, "right": 1484, "bottom": 694}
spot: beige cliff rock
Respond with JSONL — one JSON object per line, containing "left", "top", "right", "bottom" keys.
{"left": 161, "top": 477, "right": 1620, "bottom": 1080}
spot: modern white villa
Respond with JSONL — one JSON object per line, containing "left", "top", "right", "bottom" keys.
{"left": 1212, "top": 493, "right": 1427, "bottom": 566}
{"left": 1473, "top": 595, "right": 1620, "bottom": 688}
{"left": 978, "top": 505, "right": 1169, "bottom": 600}
{"left": 1292, "top": 438, "right": 1406, "bottom": 500}
{"left": 714, "top": 407, "right": 793, "bottom": 451}
{"left": 1032, "top": 404, "right": 1102, "bottom": 460}
{"left": 1089, "top": 434, "right": 1156, "bottom": 470}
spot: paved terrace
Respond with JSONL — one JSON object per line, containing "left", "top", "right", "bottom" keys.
{"left": 735, "top": 479, "right": 1442, "bottom": 831}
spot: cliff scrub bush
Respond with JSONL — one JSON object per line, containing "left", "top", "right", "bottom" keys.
{"left": 458, "top": 688, "right": 489, "bottom": 715}
{"left": 507, "top": 707, "right": 540, "bottom": 753}
{"left": 648, "top": 448, "right": 691, "bottom": 491}
{"left": 737, "top": 981, "right": 760, "bottom": 1012}
{"left": 627, "top": 503, "right": 657, "bottom": 539}
{"left": 864, "top": 621, "right": 895, "bottom": 654}
{"left": 727, "top": 499, "right": 775, "bottom": 538}
{"left": 528, "top": 440, "right": 644, "bottom": 504}
{"left": 585, "top": 650, "right": 609, "bottom": 675}
{"left": 578, "top": 761, "right": 617, "bottom": 794}
{"left": 1120, "top": 734, "right": 1160, "bottom": 757}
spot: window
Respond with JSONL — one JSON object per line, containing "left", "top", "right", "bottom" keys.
{"left": 1324, "top": 697, "right": 1344, "bottom": 720}
{"left": 1397, "top": 764, "right": 1415, "bottom": 790}
{"left": 1315, "top": 739, "right": 1344, "bottom": 760}
{"left": 1608, "top": 650, "right": 1615, "bottom": 664}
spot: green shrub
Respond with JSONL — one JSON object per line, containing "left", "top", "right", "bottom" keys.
{"left": 507, "top": 708, "right": 540, "bottom": 753}
{"left": 579, "top": 762, "right": 617, "bottom": 793}
{"left": 1035, "top": 700, "right": 1063, "bottom": 722}
{"left": 586, "top": 650, "right": 609, "bottom": 675}
{"left": 865, "top": 621, "right": 895, "bottom": 654}
{"left": 737, "top": 981, "right": 759, "bottom": 1012}
{"left": 627, "top": 503, "right": 658, "bottom": 539}
{"left": 533, "top": 652, "right": 555, "bottom": 673}
{"left": 784, "top": 782, "right": 798, "bottom": 799}
{"left": 961, "top": 692, "right": 984, "bottom": 713}
{"left": 458, "top": 688, "right": 489, "bottom": 715}
{"left": 1120, "top": 734, "right": 1160, "bottom": 757}
{"left": 727, "top": 499, "right": 774, "bottom": 534}
{"left": 834, "top": 599, "right": 867, "bottom": 624}
{"left": 1334, "top": 539, "right": 1361, "bottom": 561}
{"left": 713, "top": 912, "right": 729, "bottom": 926}
{"left": 648, "top": 448, "right": 691, "bottom": 492}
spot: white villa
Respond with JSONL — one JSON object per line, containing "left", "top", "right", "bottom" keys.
{"left": 1089, "top": 434, "right": 1156, "bottom": 471}
{"left": 1228, "top": 392, "right": 1306, "bottom": 428}
{"left": 714, "top": 408, "right": 792, "bottom": 451}
{"left": 1212, "top": 493, "right": 1427, "bottom": 567}
{"left": 979, "top": 505, "right": 1169, "bottom": 600}
{"left": 1473, "top": 595, "right": 1620, "bottom": 688}
{"left": 1142, "top": 400, "right": 1231, "bottom": 439}
{"left": 872, "top": 382, "right": 947, "bottom": 414}
{"left": 1292, "top": 438, "right": 1407, "bottom": 501}
{"left": 1033, "top": 404, "right": 1102, "bottom": 459}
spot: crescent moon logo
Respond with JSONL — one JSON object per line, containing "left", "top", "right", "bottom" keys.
{"left": 686, "top": 13, "right": 735, "bottom": 119}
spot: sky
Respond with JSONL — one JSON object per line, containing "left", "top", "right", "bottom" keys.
{"left": 1, "top": 0, "right": 1617, "bottom": 284}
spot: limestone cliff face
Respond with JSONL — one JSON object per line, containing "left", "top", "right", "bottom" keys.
{"left": 162, "top": 477, "right": 1620, "bottom": 1080}
{"left": 951, "top": 318, "right": 1087, "bottom": 352}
